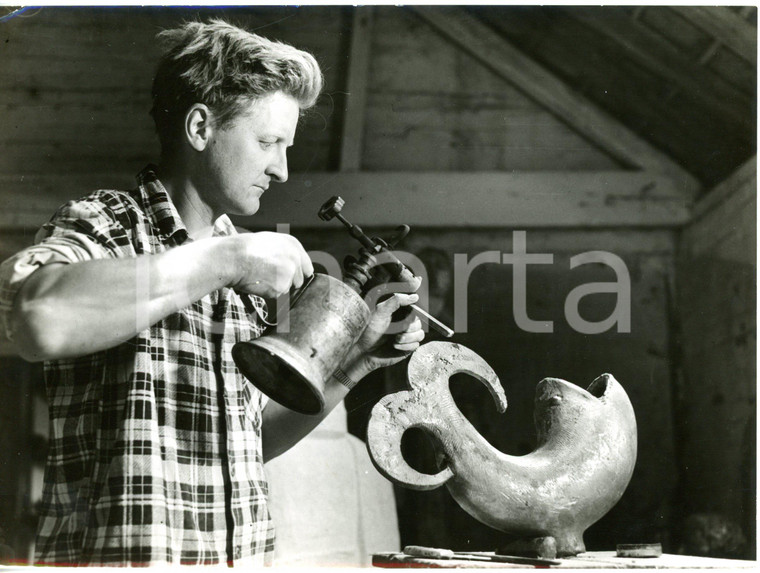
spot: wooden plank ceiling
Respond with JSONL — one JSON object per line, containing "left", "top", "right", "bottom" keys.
{"left": 465, "top": 5, "right": 757, "bottom": 190}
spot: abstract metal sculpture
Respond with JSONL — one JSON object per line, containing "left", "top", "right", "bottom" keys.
{"left": 367, "top": 341, "right": 637, "bottom": 556}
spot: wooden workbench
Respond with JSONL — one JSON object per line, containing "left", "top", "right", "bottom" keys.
{"left": 373, "top": 551, "right": 757, "bottom": 569}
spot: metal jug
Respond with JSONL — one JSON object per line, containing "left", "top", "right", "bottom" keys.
{"left": 231, "top": 273, "right": 370, "bottom": 415}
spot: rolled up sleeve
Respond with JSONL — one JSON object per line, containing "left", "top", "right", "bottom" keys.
{"left": 0, "top": 197, "right": 127, "bottom": 341}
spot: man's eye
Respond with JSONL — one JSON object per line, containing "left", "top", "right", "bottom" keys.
{"left": 259, "top": 141, "right": 274, "bottom": 149}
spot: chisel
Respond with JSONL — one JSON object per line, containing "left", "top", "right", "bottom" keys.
{"left": 409, "top": 304, "right": 454, "bottom": 338}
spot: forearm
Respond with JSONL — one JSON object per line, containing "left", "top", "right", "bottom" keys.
{"left": 10, "top": 237, "right": 238, "bottom": 361}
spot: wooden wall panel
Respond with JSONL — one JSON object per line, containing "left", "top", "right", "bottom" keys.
{"left": 0, "top": 6, "right": 349, "bottom": 178}
{"left": 363, "top": 8, "right": 620, "bottom": 172}
{"left": 2, "top": 9, "right": 161, "bottom": 177}
{"left": 675, "top": 159, "right": 756, "bottom": 557}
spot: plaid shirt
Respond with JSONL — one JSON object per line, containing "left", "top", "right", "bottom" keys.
{"left": 0, "top": 166, "right": 275, "bottom": 565}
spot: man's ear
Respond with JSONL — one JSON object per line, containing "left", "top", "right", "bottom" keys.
{"left": 185, "top": 104, "right": 213, "bottom": 152}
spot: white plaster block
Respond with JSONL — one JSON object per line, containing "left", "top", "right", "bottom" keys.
{"left": 348, "top": 435, "right": 401, "bottom": 559}
{"left": 265, "top": 402, "right": 399, "bottom": 567}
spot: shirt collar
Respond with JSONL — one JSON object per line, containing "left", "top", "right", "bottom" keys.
{"left": 211, "top": 214, "right": 237, "bottom": 237}
{"left": 135, "top": 164, "right": 189, "bottom": 245}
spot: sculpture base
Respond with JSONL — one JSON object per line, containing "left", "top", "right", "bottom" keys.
{"left": 497, "top": 536, "right": 557, "bottom": 559}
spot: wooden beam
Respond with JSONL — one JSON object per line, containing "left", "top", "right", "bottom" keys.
{"left": 0, "top": 171, "right": 695, "bottom": 231}
{"left": 339, "top": 7, "right": 374, "bottom": 172}
{"left": 690, "top": 156, "right": 757, "bottom": 223}
{"left": 681, "top": 156, "right": 756, "bottom": 264}
{"left": 409, "top": 6, "right": 701, "bottom": 196}
{"left": 234, "top": 171, "right": 692, "bottom": 229}
{"left": 671, "top": 6, "right": 757, "bottom": 66}
{"left": 565, "top": 7, "right": 752, "bottom": 127}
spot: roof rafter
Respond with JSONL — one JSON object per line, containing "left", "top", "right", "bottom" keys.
{"left": 564, "top": 7, "right": 752, "bottom": 126}
{"left": 409, "top": 6, "right": 700, "bottom": 197}
{"left": 671, "top": 6, "right": 757, "bottom": 66}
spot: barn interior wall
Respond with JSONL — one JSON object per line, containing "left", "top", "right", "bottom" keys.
{"left": 0, "top": 4, "right": 752, "bottom": 563}
{"left": 674, "top": 160, "right": 757, "bottom": 557}
{"left": 363, "top": 7, "right": 621, "bottom": 172}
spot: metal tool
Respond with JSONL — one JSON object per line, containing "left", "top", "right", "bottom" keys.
{"left": 319, "top": 196, "right": 454, "bottom": 338}
{"left": 407, "top": 304, "right": 454, "bottom": 338}
{"left": 403, "top": 545, "right": 561, "bottom": 566}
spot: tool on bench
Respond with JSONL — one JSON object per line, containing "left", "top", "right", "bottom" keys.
{"left": 231, "top": 195, "right": 453, "bottom": 415}
{"left": 403, "top": 545, "right": 561, "bottom": 566}
{"left": 616, "top": 543, "right": 662, "bottom": 558}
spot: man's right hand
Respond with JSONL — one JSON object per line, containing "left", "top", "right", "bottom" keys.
{"left": 227, "top": 231, "right": 314, "bottom": 298}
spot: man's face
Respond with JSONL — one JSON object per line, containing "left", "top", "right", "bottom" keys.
{"left": 200, "top": 91, "right": 299, "bottom": 217}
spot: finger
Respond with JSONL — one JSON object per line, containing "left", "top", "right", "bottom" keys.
{"left": 398, "top": 268, "right": 422, "bottom": 292}
{"left": 368, "top": 280, "right": 417, "bottom": 303}
{"left": 291, "top": 259, "right": 305, "bottom": 289}
{"left": 405, "top": 316, "right": 423, "bottom": 332}
{"left": 394, "top": 317, "right": 423, "bottom": 340}
{"left": 300, "top": 249, "right": 314, "bottom": 278}
{"left": 393, "top": 341, "right": 421, "bottom": 353}
{"left": 375, "top": 292, "right": 419, "bottom": 317}
{"left": 396, "top": 292, "right": 420, "bottom": 307}
{"left": 395, "top": 326, "right": 425, "bottom": 345}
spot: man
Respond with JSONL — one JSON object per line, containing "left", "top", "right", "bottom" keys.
{"left": 0, "top": 19, "right": 423, "bottom": 566}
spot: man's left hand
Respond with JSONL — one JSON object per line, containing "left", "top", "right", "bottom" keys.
{"left": 342, "top": 285, "right": 426, "bottom": 382}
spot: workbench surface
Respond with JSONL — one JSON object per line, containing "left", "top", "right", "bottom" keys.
{"left": 373, "top": 551, "right": 756, "bottom": 569}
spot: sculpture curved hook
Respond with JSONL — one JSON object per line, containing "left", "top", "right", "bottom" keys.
{"left": 366, "top": 341, "right": 637, "bottom": 556}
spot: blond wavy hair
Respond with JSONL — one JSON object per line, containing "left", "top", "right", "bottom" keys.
{"left": 150, "top": 19, "right": 323, "bottom": 156}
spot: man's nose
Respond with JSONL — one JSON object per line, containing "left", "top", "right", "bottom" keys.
{"left": 266, "top": 148, "right": 289, "bottom": 183}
